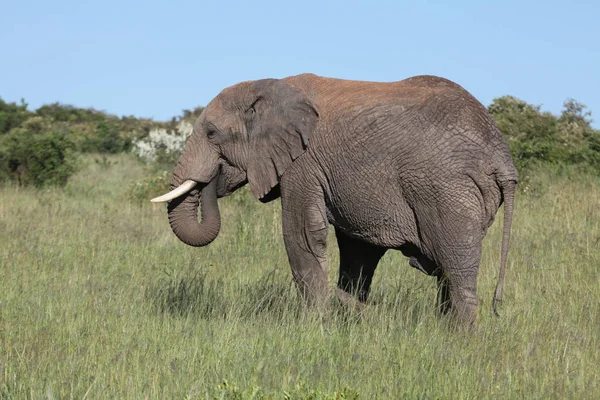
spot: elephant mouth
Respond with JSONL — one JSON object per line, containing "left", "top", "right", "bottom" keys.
{"left": 216, "top": 163, "right": 248, "bottom": 198}
{"left": 152, "top": 162, "right": 247, "bottom": 202}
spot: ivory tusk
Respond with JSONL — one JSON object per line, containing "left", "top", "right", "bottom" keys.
{"left": 150, "top": 180, "right": 197, "bottom": 203}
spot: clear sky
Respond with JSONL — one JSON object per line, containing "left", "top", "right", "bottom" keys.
{"left": 1, "top": 0, "right": 598, "bottom": 126}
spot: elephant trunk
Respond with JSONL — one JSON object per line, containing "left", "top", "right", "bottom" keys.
{"left": 167, "top": 172, "right": 221, "bottom": 247}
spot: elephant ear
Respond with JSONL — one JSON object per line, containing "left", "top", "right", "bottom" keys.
{"left": 247, "top": 79, "right": 318, "bottom": 200}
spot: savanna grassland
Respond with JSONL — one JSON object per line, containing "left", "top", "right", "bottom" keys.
{"left": 1, "top": 153, "right": 599, "bottom": 399}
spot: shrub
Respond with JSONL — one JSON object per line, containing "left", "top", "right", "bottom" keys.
{"left": 0, "top": 126, "right": 78, "bottom": 187}
{"left": 489, "top": 96, "right": 600, "bottom": 175}
{"left": 0, "top": 98, "right": 31, "bottom": 134}
{"left": 35, "top": 102, "right": 107, "bottom": 124}
{"left": 34, "top": 103, "right": 142, "bottom": 154}
{"left": 81, "top": 120, "right": 131, "bottom": 153}
{"left": 576, "top": 131, "right": 600, "bottom": 174}
{"left": 180, "top": 106, "right": 205, "bottom": 122}
{"left": 128, "top": 169, "right": 171, "bottom": 203}
{"left": 489, "top": 96, "right": 559, "bottom": 169}
{"left": 132, "top": 120, "right": 192, "bottom": 165}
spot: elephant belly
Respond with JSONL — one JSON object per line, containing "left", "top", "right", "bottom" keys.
{"left": 324, "top": 185, "right": 417, "bottom": 248}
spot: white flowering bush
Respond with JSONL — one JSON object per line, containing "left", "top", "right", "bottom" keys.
{"left": 133, "top": 120, "right": 193, "bottom": 165}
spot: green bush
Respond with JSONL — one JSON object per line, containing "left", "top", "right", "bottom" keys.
{"left": 35, "top": 103, "right": 141, "bottom": 154}
{"left": 0, "top": 125, "right": 78, "bottom": 187}
{"left": 81, "top": 120, "right": 131, "bottom": 153}
{"left": 489, "top": 96, "right": 600, "bottom": 174}
{"left": 35, "top": 102, "right": 107, "bottom": 124}
{"left": 0, "top": 98, "right": 31, "bottom": 134}
{"left": 576, "top": 132, "right": 600, "bottom": 174}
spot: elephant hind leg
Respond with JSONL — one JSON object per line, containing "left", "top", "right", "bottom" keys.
{"left": 419, "top": 221, "right": 483, "bottom": 327}
{"left": 412, "top": 187, "right": 484, "bottom": 328}
{"left": 432, "top": 242, "right": 482, "bottom": 328}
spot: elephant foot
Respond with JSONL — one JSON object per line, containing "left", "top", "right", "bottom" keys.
{"left": 334, "top": 288, "right": 367, "bottom": 313}
{"left": 297, "top": 287, "right": 329, "bottom": 311}
{"left": 436, "top": 275, "right": 478, "bottom": 331}
{"left": 447, "top": 293, "right": 478, "bottom": 331}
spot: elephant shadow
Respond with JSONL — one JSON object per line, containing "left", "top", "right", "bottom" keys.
{"left": 147, "top": 269, "right": 300, "bottom": 320}
{"left": 147, "top": 268, "right": 437, "bottom": 329}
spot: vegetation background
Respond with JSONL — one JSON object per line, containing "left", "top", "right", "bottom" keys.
{"left": 0, "top": 94, "right": 599, "bottom": 398}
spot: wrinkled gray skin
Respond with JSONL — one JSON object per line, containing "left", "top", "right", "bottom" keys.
{"left": 163, "top": 73, "right": 517, "bottom": 328}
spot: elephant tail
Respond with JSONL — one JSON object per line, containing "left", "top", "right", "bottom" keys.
{"left": 493, "top": 179, "right": 517, "bottom": 317}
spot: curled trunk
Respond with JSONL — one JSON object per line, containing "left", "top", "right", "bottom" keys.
{"left": 167, "top": 174, "right": 221, "bottom": 247}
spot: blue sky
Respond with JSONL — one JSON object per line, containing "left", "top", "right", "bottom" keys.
{"left": 1, "top": 0, "right": 598, "bottom": 126}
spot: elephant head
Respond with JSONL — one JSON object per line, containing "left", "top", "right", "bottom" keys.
{"left": 151, "top": 78, "right": 319, "bottom": 247}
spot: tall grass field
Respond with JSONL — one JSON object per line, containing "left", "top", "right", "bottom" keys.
{"left": 1, "top": 154, "right": 599, "bottom": 398}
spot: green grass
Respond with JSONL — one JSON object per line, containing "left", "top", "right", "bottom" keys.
{"left": 1, "top": 154, "right": 599, "bottom": 399}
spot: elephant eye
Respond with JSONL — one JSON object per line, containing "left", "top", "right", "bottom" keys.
{"left": 207, "top": 129, "right": 218, "bottom": 140}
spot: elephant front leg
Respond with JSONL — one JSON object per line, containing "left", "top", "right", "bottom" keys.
{"left": 335, "top": 227, "right": 386, "bottom": 303}
{"left": 281, "top": 189, "right": 329, "bottom": 308}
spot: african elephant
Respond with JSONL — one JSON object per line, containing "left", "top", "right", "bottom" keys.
{"left": 152, "top": 73, "right": 518, "bottom": 327}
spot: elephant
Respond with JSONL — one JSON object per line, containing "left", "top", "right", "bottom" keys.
{"left": 151, "top": 73, "right": 518, "bottom": 328}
